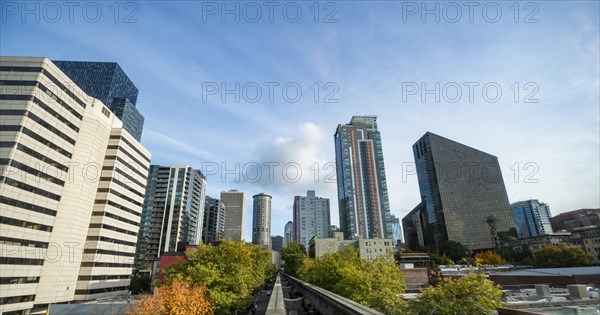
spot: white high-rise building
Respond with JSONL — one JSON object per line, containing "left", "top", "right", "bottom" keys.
{"left": 0, "top": 57, "right": 151, "bottom": 314}
{"left": 220, "top": 189, "right": 247, "bottom": 242}
{"left": 252, "top": 193, "right": 272, "bottom": 249}
{"left": 134, "top": 165, "right": 206, "bottom": 271}
{"left": 293, "top": 190, "right": 331, "bottom": 250}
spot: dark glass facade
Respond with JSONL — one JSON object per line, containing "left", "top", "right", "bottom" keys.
{"left": 202, "top": 196, "right": 226, "bottom": 244}
{"left": 409, "top": 132, "right": 517, "bottom": 250}
{"left": 402, "top": 202, "right": 426, "bottom": 250}
{"left": 53, "top": 60, "right": 144, "bottom": 140}
{"left": 334, "top": 116, "right": 393, "bottom": 240}
{"left": 111, "top": 98, "right": 144, "bottom": 141}
{"left": 271, "top": 235, "right": 283, "bottom": 251}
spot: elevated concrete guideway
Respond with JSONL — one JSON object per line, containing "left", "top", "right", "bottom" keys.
{"left": 265, "top": 275, "right": 286, "bottom": 315}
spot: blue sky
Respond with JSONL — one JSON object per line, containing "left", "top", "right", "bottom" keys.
{"left": 2, "top": 1, "right": 599, "bottom": 240}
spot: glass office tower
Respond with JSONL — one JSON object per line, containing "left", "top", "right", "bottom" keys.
{"left": 412, "top": 132, "right": 517, "bottom": 250}
{"left": 334, "top": 116, "right": 393, "bottom": 240}
{"left": 511, "top": 199, "right": 553, "bottom": 238}
{"left": 53, "top": 60, "right": 145, "bottom": 140}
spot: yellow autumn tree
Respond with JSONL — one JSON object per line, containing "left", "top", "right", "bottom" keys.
{"left": 126, "top": 279, "right": 214, "bottom": 315}
{"left": 474, "top": 250, "right": 508, "bottom": 266}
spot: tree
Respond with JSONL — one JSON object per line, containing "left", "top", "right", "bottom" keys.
{"left": 438, "top": 240, "right": 469, "bottom": 262}
{"left": 299, "top": 248, "right": 407, "bottom": 314}
{"left": 529, "top": 244, "right": 593, "bottom": 268}
{"left": 474, "top": 250, "right": 507, "bottom": 266}
{"left": 496, "top": 246, "right": 532, "bottom": 265}
{"left": 429, "top": 251, "right": 454, "bottom": 267}
{"left": 410, "top": 273, "right": 504, "bottom": 315}
{"left": 130, "top": 273, "right": 152, "bottom": 294}
{"left": 126, "top": 279, "right": 214, "bottom": 315}
{"left": 157, "top": 241, "right": 275, "bottom": 314}
{"left": 280, "top": 242, "right": 307, "bottom": 278}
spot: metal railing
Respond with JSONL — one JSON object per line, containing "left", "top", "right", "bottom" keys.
{"left": 281, "top": 274, "right": 385, "bottom": 315}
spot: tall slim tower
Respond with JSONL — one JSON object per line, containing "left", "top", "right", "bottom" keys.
{"left": 334, "top": 116, "right": 393, "bottom": 240}
{"left": 283, "top": 221, "right": 294, "bottom": 248}
{"left": 293, "top": 190, "right": 331, "bottom": 250}
{"left": 135, "top": 165, "right": 206, "bottom": 271}
{"left": 0, "top": 57, "right": 151, "bottom": 314}
{"left": 220, "top": 189, "right": 247, "bottom": 242}
{"left": 203, "top": 196, "right": 226, "bottom": 244}
{"left": 252, "top": 193, "right": 272, "bottom": 249}
{"left": 411, "top": 132, "right": 517, "bottom": 250}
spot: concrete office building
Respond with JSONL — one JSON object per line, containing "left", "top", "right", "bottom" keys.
{"left": 551, "top": 209, "right": 600, "bottom": 232}
{"left": 134, "top": 165, "right": 206, "bottom": 271}
{"left": 220, "top": 189, "right": 247, "bottom": 242}
{"left": 511, "top": 200, "right": 553, "bottom": 238}
{"left": 293, "top": 190, "right": 331, "bottom": 250}
{"left": 308, "top": 232, "right": 393, "bottom": 260}
{"left": 203, "top": 196, "right": 226, "bottom": 244}
{"left": 334, "top": 116, "right": 393, "bottom": 240}
{"left": 0, "top": 57, "right": 151, "bottom": 314}
{"left": 53, "top": 60, "right": 145, "bottom": 141}
{"left": 252, "top": 193, "right": 272, "bottom": 249}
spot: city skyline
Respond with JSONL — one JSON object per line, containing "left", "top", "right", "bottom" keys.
{"left": 1, "top": 1, "right": 598, "bottom": 240}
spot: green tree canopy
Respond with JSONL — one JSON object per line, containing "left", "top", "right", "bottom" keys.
{"left": 298, "top": 248, "right": 407, "bottom": 314}
{"left": 280, "top": 242, "right": 307, "bottom": 278}
{"left": 156, "top": 241, "right": 275, "bottom": 314}
{"left": 410, "top": 273, "right": 504, "bottom": 315}
{"left": 528, "top": 244, "right": 593, "bottom": 268}
{"left": 438, "top": 240, "right": 469, "bottom": 262}
{"left": 496, "top": 246, "right": 533, "bottom": 265}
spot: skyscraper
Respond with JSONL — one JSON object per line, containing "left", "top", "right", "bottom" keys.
{"left": 408, "top": 132, "right": 517, "bottom": 250}
{"left": 283, "top": 221, "right": 293, "bottom": 248}
{"left": 293, "top": 190, "right": 331, "bottom": 250}
{"left": 221, "top": 189, "right": 247, "bottom": 242}
{"left": 203, "top": 196, "right": 226, "bottom": 244}
{"left": 511, "top": 200, "right": 553, "bottom": 238}
{"left": 334, "top": 116, "right": 393, "bottom": 240}
{"left": 271, "top": 235, "right": 283, "bottom": 251}
{"left": 0, "top": 57, "right": 151, "bottom": 314}
{"left": 402, "top": 203, "right": 426, "bottom": 250}
{"left": 134, "top": 165, "right": 206, "bottom": 271}
{"left": 53, "top": 60, "right": 145, "bottom": 140}
{"left": 252, "top": 193, "right": 272, "bottom": 249}
{"left": 390, "top": 214, "right": 403, "bottom": 245}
